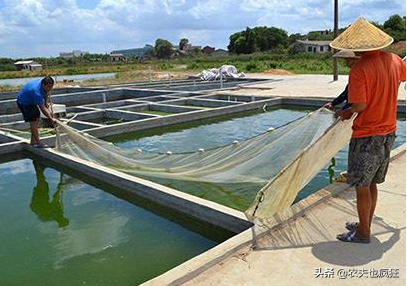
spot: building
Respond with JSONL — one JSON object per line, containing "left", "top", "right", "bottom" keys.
{"left": 291, "top": 40, "right": 332, "bottom": 53}
{"left": 59, "top": 50, "right": 89, "bottom": 58}
{"left": 111, "top": 45, "right": 154, "bottom": 59}
{"left": 309, "top": 30, "right": 330, "bottom": 36}
{"left": 109, "top": 53, "right": 127, "bottom": 62}
{"left": 183, "top": 43, "right": 202, "bottom": 52}
{"left": 202, "top": 46, "right": 215, "bottom": 55}
{"left": 14, "top": 61, "right": 43, "bottom": 71}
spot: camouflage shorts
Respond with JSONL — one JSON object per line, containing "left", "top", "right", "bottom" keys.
{"left": 347, "top": 132, "right": 396, "bottom": 188}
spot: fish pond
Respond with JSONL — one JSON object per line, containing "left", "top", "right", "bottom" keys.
{"left": 0, "top": 155, "right": 231, "bottom": 286}
{"left": 106, "top": 106, "right": 406, "bottom": 211}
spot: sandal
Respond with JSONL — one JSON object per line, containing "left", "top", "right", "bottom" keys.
{"left": 31, "top": 142, "right": 50, "bottom": 149}
{"left": 345, "top": 221, "right": 358, "bottom": 231}
{"left": 337, "top": 230, "right": 370, "bottom": 244}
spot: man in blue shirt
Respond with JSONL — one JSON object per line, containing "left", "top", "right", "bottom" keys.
{"left": 17, "top": 76, "right": 56, "bottom": 148}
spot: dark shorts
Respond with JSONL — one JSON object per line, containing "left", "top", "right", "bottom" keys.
{"left": 347, "top": 132, "right": 396, "bottom": 188}
{"left": 17, "top": 101, "right": 40, "bottom": 122}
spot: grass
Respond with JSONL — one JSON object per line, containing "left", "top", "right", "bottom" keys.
{"left": 0, "top": 53, "right": 349, "bottom": 77}
{"left": 0, "top": 52, "right": 352, "bottom": 92}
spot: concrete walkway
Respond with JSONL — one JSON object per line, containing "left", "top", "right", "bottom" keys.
{"left": 183, "top": 152, "right": 406, "bottom": 286}
{"left": 218, "top": 74, "right": 406, "bottom": 101}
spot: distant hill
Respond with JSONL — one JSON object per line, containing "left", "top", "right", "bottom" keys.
{"left": 111, "top": 45, "right": 154, "bottom": 58}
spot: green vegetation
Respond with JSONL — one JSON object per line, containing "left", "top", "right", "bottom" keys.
{"left": 0, "top": 52, "right": 350, "bottom": 81}
{"left": 383, "top": 15, "right": 406, "bottom": 42}
{"left": 228, "top": 26, "right": 289, "bottom": 54}
{"left": 174, "top": 52, "right": 350, "bottom": 74}
{"left": 179, "top": 38, "right": 189, "bottom": 51}
{"left": 154, "top": 38, "right": 174, "bottom": 59}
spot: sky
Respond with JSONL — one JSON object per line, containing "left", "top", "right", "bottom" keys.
{"left": 0, "top": 0, "right": 405, "bottom": 58}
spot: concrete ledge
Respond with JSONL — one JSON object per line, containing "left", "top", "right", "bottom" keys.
{"left": 142, "top": 143, "right": 406, "bottom": 286}
{"left": 390, "top": 143, "right": 406, "bottom": 162}
{"left": 62, "top": 119, "right": 104, "bottom": 130}
{"left": 0, "top": 141, "right": 24, "bottom": 154}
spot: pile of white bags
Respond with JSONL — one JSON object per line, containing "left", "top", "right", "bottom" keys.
{"left": 198, "top": 65, "right": 245, "bottom": 81}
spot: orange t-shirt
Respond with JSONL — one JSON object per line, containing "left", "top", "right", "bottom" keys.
{"left": 348, "top": 51, "right": 406, "bottom": 138}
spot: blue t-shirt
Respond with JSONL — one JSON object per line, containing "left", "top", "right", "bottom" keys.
{"left": 17, "top": 79, "right": 46, "bottom": 106}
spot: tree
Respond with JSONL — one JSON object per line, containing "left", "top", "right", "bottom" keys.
{"left": 227, "top": 31, "right": 244, "bottom": 53}
{"left": 252, "top": 26, "right": 289, "bottom": 50}
{"left": 179, "top": 38, "right": 189, "bottom": 50}
{"left": 228, "top": 26, "right": 288, "bottom": 54}
{"left": 154, "top": 38, "right": 174, "bottom": 59}
{"left": 306, "top": 31, "right": 334, "bottom": 41}
{"left": 234, "top": 35, "right": 249, "bottom": 54}
{"left": 383, "top": 14, "right": 406, "bottom": 42}
{"left": 288, "top": 33, "right": 305, "bottom": 45}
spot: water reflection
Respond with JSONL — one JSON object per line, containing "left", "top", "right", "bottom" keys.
{"left": 30, "top": 160, "right": 70, "bottom": 228}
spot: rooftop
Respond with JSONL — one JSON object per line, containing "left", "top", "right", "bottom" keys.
{"left": 14, "top": 60, "right": 34, "bottom": 65}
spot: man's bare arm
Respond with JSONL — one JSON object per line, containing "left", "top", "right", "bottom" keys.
{"left": 39, "top": 105, "right": 56, "bottom": 126}
{"left": 44, "top": 91, "right": 51, "bottom": 108}
{"left": 335, "top": 102, "right": 366, "bottom": 120}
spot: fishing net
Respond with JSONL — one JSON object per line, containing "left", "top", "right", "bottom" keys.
{"left": 54, "top": 108, "right": 355, "bottom": 220}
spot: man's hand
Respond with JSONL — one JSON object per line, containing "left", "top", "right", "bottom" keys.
{"left": 39, "top": 105, "right": 56, "bottom": 127}
{"left": 324, "top": 102, "right": 334, "bottom": 110}
{"left": 335, "top": 108, "right": 353, "bottom": 120}
{"left": 49, "top": 118, "right": 57, "bottom": 128}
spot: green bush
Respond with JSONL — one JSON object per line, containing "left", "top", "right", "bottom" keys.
{"left": 64, "top": 68, "right": 79, "bottom": 75}
{"left": 188, "top": 62, "right": 199, "bottom": 69}
{"left": 157, "top": 62, "right": 174, "bottom": 70}
{"left": 245, "top": 62, "right": 258, "bottom": 71}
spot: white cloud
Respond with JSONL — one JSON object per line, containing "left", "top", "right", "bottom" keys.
{"left": 178, "top": 29, "right": 210, "bottom": 46}
{"left": 0, "top": 0, "right": 404, "bottom": 58}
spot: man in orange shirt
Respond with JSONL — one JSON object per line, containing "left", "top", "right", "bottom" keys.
{"left": 330, "top": 18, "right": 406, "bottom": 243}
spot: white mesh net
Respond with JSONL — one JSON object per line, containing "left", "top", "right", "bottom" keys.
{"left": 55, "top": 108, "right": 355, "bottom": 220}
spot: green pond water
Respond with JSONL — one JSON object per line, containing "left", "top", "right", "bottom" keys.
{"left": 106, "top": 106, "right": 406, "bottom": 211}
{"left": 0, "top": 156, "right": 230, "bottom": 286}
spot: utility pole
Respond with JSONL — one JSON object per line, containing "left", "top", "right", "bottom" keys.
{"left": 333, "top": 0, "right": 339, "bottom": 81}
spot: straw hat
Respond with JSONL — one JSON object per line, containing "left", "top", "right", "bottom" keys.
{"left": 330, "top": 17, "right": 393, "bottom": 51}
{"left": 333, "top": 50, "right": 360, "bottom": 58}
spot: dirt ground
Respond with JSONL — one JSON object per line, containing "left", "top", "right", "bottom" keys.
{"left": 261, "top": 68, "right": 295, "bottom": 75}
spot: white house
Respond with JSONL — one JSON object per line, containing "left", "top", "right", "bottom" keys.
{"left": 14, "top": 61, "right": 43, "bottom": 71}
{"left": 292, "top": 40, "right": 332, "bottom": 53}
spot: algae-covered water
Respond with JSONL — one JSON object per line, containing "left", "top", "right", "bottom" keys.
{"left": 106, "top": 106, "right": 406, "bottom": 211}
{"left": 0, "top": 157, "right": 228, "bottom": 286}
